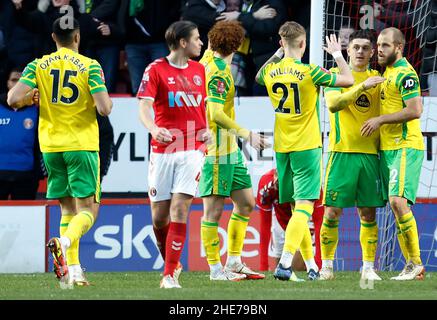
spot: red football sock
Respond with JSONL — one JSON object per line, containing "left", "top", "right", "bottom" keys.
{"left": 153, "top": 223, "right": 170, "bottom": 260}
{"left": 163, "top": 222, "right": 186, "bottom": 276}
{"left": 259, "top": 209, "right": 272, "bottom": 271}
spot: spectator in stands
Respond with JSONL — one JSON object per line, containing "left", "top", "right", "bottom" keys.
{"left": 125, "top": 0, "right": 182, "bottom": 95}
{"left": 0, "top": 68, "right": 43, "bottom": 200}
{"left": 0, "top": 0, "right": 38, "bottom": 89}
{"left": 283, "top": 0, "right": 311, "bottom": 63}
{"left": 12, "top": 0, "right": 82, "bottom": 57}
{"left": 79, "top": 0, "right": 129, "bottom": 183}
{"left": 181, "top": 0, "right": 226, "bottom": 59}
{"left": 80, "top": 0, "right": 128, "bottom": 94}
{"left": 216, "top": 0, "right": 287, "bottom": 95}
{"left": 420, "top": 0, "right": 437, "bottom": 96}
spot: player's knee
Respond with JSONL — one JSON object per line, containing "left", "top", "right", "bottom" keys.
{"left": 359, "top": 208, "right": 376, "bottom": 222}
{"left": 324, "top": 208, "right": 340, "bottom": 220}
{"left": 389, "top": 197, "right": 408, "bottom": 215}
{"left": 236, "top": 198, "right": 255, "bottom": 216}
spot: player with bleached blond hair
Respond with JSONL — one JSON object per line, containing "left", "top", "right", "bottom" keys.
{"left": 256, "top": 21, "right": 354, "bottom": 282}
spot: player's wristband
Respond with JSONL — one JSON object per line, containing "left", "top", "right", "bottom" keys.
{"left": 332, "top": 51, "right": 343, "bottom": 59}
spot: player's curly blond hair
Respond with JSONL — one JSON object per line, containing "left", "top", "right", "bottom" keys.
{"left": 208, "top": 21, "right": 245, "bottom": 57}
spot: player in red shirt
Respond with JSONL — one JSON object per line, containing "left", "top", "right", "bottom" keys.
{"left": 137, "top": 21, "right": 210, "bottom": 289}
{"left": 257, "top": 169, "right": 323, "bottom": 273}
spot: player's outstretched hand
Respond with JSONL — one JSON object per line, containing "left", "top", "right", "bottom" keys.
{"left": 323, "top": 34, "right": 342, "bottom": 56}
{"left": 362, "top": 76, "right": 385, "bottom": 90}
{"left": 152, "top": 127, "right": 173, "bottom": 143}
{"left": 249, "top": 132, "right": 272, "bottom": 151}
{"left": 361, "top": 117, "right": 382, "bottom": 137}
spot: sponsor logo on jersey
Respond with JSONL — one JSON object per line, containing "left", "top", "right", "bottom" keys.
{"left": 402, "top": 76, "right": 416, "bottom": 90}
{"left": 168, "top": 91, "right": 203, "bottom": 107}
{"left": 355, "top": 94, "right": 371, "bottom": 113}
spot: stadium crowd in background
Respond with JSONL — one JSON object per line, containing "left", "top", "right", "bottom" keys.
{"left": 0, "top": 1, "right": 435, "bottom": 98}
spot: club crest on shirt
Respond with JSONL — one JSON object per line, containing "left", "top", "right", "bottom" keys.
{"left": 193, "top": 75, "right": 202, "bottom": 86}
{"left": 355, "top": 94, "right": 371, "bottom": 113}
{"left": 149, "top": 187, "right": 157, "bottom": 197}
{"left": 23, "top": 118, "right": 34, "bottom": 130}
{"left": 216, "top": 80, "right": 225, "bottom": 94}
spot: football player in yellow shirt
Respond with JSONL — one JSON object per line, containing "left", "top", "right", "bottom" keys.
{"left": 361, "top": 27, "right": 425, "bottom": 281}
{"left": 256, "top": 21, "right": 354, "bottom": 281}
{"left": 8, "top": 18, "right": 112, "bottom": 288}
{"left": 199, "top": 21, "right": 271, "bottom": 281}
{"left": 320, "top": 29, "right": 386, "bottom": 281}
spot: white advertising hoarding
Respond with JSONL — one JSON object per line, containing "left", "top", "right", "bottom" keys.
{"left": 0, "top": 206, "right": 46, "bottom": 273}
{"left": 103, "top": 97, "right": 437, "bottom": 198}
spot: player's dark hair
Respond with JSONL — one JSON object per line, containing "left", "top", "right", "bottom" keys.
{"left": 165, "top": 20, "right": 198, "bottom": 51}
{"left": 52, "top": 17, "right": 80, "bottom": 46}
{"left": 349, "top": 29, "right": 376, "bottom": 45}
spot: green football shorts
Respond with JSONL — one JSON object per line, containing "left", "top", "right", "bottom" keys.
{"left": 380, "top": 148, "right": 424, "bottom": 205}
{"left": 276, "top": 148, "right": 322, "bottom": 203}
{"left": 43, "top": 151, "right": 101, "bottom": 202}
{"left": 199, "top": 149, "right": 252, "bottom": 197}
{"left": 323, "top": 152, "right": 385, "bottom": 208}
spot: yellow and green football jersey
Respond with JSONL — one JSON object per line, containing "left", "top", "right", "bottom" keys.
{"left": 19, "top": 47, "right": 107, "bottom": 153}
{"left": 258, "top": 57, "right": 337, "bottom": 152}
{"left": 380, "top": 58, "right": 424, "bottom": 151}
{"left": 324, "top": 68, "right": 381, "bottom": 154}
{"left": 200, "top": 49, "right": 239, "bottom": 156}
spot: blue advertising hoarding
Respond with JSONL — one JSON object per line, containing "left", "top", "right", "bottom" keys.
{"left": 48, "top": 204, "right": 188, "bottom": 271}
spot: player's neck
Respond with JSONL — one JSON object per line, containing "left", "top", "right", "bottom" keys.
{"left": 351, "top": 63, "right": 367, "bottom": 72}
{"left": 283, "top": 49, "right": 301, "bottom": 61}
{"left": 167, "top": 51, "right": 189, "bottom": 68}
{"left": 213, "top": 52, "right": 234, "bottom": 65}
{"left": 56, "top": 44, "right": 78, "bottom": 53}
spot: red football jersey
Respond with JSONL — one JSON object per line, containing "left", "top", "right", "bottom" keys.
{"left": 257, "top": 169, "right": 323, "bottom": 270}
{"left": 256, "top": 169, "right": 292, "bottom": 230}
{"left": 137, "top": 58, "right": 207, "bottom": 153}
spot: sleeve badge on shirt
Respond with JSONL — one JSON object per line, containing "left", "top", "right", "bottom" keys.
{"left": 402, "top": 76, "right": 416, "bottom": 90}
{"left": 100, "top": 69, "right": 106, "bottom": 83}
{"left": 216, "top": 80, "right": 225, "bottom": 94}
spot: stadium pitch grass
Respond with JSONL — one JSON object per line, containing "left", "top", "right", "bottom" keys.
{"left": 0, "top": 271, "right": 435, "bottom": 300}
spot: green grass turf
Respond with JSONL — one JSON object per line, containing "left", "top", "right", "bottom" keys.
{"left": 0, "top": 271, "right": 436, "bottom": 300}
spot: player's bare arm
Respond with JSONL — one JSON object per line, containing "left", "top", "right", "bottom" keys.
{"left": 92, "top": 91, "right": 113, "bottom": 116}
{"left": 208, "top": 100, "right": 271, "bottom": 150}
{"left": 323, "top": 34, "right": 354, "bottom": 87}
{"left": 7, "top": 82, "right": 39, "bottom": 109}
{"left": 360, "top": 96, "right": 422, "bottom": 137}
{"left": 138, "top": 98, "right": 173, "bottom": 143}
{"left": 326, "top": 76, "right": 385, "bottom": 113}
